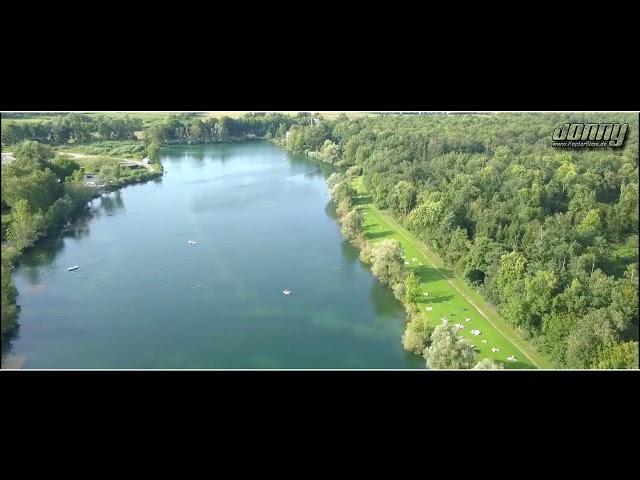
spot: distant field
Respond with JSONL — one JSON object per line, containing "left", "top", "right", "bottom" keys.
{"left": 2, "top": 112, "right": 172, "bottom": 126}
{"left": 2, "top": 115, "right": 62, "bottom": 123}
{"left": 84, "top": 112, "right": 169, "bottom": 126}
{"left": 2, "top": 111, "right": 374, "bottom": 124}
{"left": 200, "top": 111, "right": 374, "bottom": 119}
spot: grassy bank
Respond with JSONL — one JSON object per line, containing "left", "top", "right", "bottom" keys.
{"left": 352, "top": 176, "right": 552, "bottom": 369}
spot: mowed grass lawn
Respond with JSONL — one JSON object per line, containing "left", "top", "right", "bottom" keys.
{"left": 353, "top": 177, "right": 553, "bottom": 369}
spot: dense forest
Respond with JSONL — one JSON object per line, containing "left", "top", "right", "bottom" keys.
{"left": 1, "top": 113, "right": 142, "bottom": 145}
{"left": 143, "top": 112, "right": 308, "bottom": 144}
{"left": 2, "top": 112, "right": 638, "bottom": 368}
{"left": 278, "top": 113, "right": 639, "bottom": 368}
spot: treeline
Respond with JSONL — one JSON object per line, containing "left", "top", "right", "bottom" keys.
{"left": 1, "top": 113, "right": 64, "bottom": 119}
{"left": 1, "top": 141, "right": 96, "bottom": 341}
{"left": 141, "top": 112, "right": 317, "bottom": 163}
{"left": 1, "top": 113, "right": 142, "bottom": 145}
{"left": 144, "top": 112, "right": 312, "bottom": 146}
{"left": 283, "top": 113, "right": 639, "bottom": 369}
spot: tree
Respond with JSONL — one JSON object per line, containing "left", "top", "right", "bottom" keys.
{"left": 303, "top": 125, "right": 328, "bottom": 151}
{"left": 326, "top": 172, "right": 344, "bottom": 190}
{"left": 64, "top": 170, "right": 94, "bottom": 206}
{"left": 331, "top": 180, "right": 355, "bottom": 204}
{"left": 215, "top": 118, "right": 231, "bottom": 142}
{"left": 2, "top": 167, "right": 62, "bottom": 212}
{"left": 6, "top": 199, "right": 45, "bottom": 251}
{"left": 402, "top": 315, "right": 433, "bottom": 355}
{"left": 565, "top": 309, "right": 615, "bottom": 368}
{"left": 392, "top": 180, "right": 416, "bottom": 216}
{"left": 473, "top": 358, "right": 505, "bottom": 369}
{"left": 51, "top": 156, "right": 81, "bottom": 181}
{"left": 13, "top": 140, "right": 54, "bottom": 164}
{"left": 145, "top": 124, "right": 166, "bottom": 145}
{"left": 1, "top": 253, "right": 19, "bottom": 337}
{"left": 595, "top": 341, "right": 639, "bottom": 369}
{"left": 403, "top": 272, "right": 421, "bottom": 305}
{"left": 495, "top": 251, "right": 531, "bottom": 328}
{"left": 577, "top": 208, "right": 602, "bottom": 239}
{"left": 524, "top": 270, "right": 558, "bottom": 326}
{"left": 423, "top": 323, "right": 476, "bottom": 369}
{"left": 346, "top": 165, "right": 363, "bottom": 179}
{"left": 336, "top": 198, "right": 353, "bottom": 218}
{"left": 407, "top": 191, "right": 444, "bottom": 233}
{"left": 285, "top": 125, "right": 305, "bottom": 152}
{"left": 370, "top": 239, "right": 406, "bottom": 286}
{"left": 555, "top": 161, "right": 577, "bottom": 194}
{"left": 98, "top": 163, "right": 119, "bottom": 184}
{"left": 445, "top": 227, "right": 470, "bottom": 267}
{"left": 1, "top": 121, "right": 26, "bottom": 145}
{"left": 341, "top": 209, "right": 362, "bottom": 242}
{"left": 146, "top": 143, "right": 161, "bottom": 162}
{"left": 187, "top": 119, "right": 204, "bottom": 144}
{"left": 585, "top": 236, "right": 609, "bottom": 274}
{"left": 320, "top": 140, "right": 341, "bottom": 164}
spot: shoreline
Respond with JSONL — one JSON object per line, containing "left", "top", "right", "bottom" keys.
{"left": 314, "top": 161, "right": 549, "bottom": 368}
{"left": 1, "top": 159, "right": 164, "bottom": 347}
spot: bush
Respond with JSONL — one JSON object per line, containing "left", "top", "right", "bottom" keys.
{"left": 402, "top": 315, "right": 434, "bottom": 355}
{"left": 346, "top": 165, "right": 363, "bottom": 179}
{"left": 423, "top": 323, "right": 476, "bottom": 369}
{"left": 340, "top": 209, "right": 363, "bottom": 242}
{"left": 370, "top": 239, "right": 407, "bottom": 286}
{"left": 392, "top": 281, "right": 405, "bottom": 301}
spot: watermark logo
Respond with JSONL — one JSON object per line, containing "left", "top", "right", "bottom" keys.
{"left": 552, "top": 123, "right": 628, "bottom": 148}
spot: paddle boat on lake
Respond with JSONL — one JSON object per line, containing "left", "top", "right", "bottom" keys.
{"left": 68, "top": 265, "right": 79, "bottom": 271}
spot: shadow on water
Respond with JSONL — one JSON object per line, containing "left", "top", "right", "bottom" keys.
{"left": 100, "top": 190, "right": 124, "bottom": 215}
{"left": 99, "top": 190, "right": 125, "bottom": 216}
{"left": 61, "top": 215, "right": 92, "bottom": 241}
{"left": 404, "top": 350, "right": 425, "bottom": 369}
{"left": 18, "top": 235, "right": 66, "bottom": 285}
{"left": 369, "top": 280, "right": 405, "bottom": 320}
{"left": 324, "top": 201, "right": 338, "bottom": 220}
{"left": 288, "top": 152, "right": 333, "bottom": 178}
{"left": 340, "top": 240, "right": 360, "bottom": 264}
{"left": 1, "top": 321, "right": 21, "bottom": 360}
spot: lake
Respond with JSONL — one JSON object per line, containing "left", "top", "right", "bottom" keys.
{"left": 3, "top": 142, "right": 423, "bottom": 369}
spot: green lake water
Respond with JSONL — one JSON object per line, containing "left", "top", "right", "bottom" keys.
{"left": 3, "top": 143, "right": 422, "bottom": 369}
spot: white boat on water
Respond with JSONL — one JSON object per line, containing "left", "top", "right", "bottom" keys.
{"left": 282, "top": 289, "right": 292, "bottom": 295}
{"left": 187, "top": 240, "right": 197, "bottom": 245}
{"left": 68, "top": 266, "right": 79, "bottom": 271}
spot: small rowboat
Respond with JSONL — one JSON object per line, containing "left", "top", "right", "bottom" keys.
{"left": 68, "top": 266, "right": 79, "bottom": 271}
